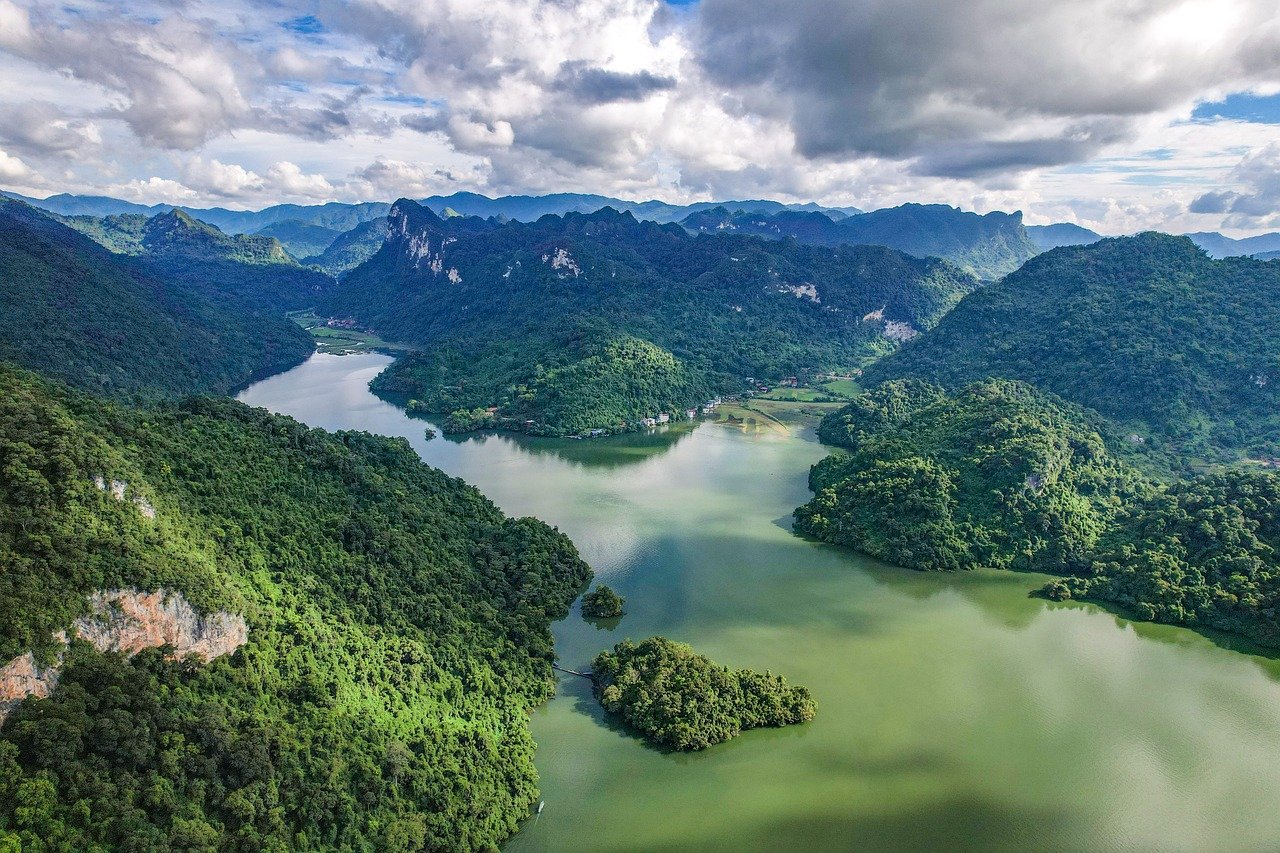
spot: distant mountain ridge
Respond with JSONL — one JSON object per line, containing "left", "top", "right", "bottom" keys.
{"left": 0, "top": 189, "right": 858, "bottom": 235}
{"left": 682, "top": 203, "right": 1040, "bottom": 279}
{"left": 1026, "top": 221, "right": 1280, "bottom": 260}
{"left": 1026, "top": 223, "right": 1103, "bottom": 251}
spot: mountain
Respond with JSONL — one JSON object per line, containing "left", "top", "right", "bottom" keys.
{"left": 62, "top": 208, "right": 335, "bottom": 312}
{"left": 0, "top": 363, "right": 591, "bottom": 849}
{"left": 255, "top": 220, "right": 343, "bottom": 258}
{"left": 301, "top": 216, "right": 389, "bottom": 275}
{"left": 1026, "top": 223, "right": 1103, "bottom": 251}
{"left": 864, "top": 233, "right": 1280, "bottom": 459}
{"left": 796, "top": 377, "right": 1280, "bottom": 648}
{"left": 419, "top": 191, "right": 860, "bottom": 223}
{"left": 0, "top": 198, "right": 313, "bottom": 398}
{"left": 1255, "top": 250, "right": 1280, "bottom": 261}
{"left": 1185, "top": 231, "right": 1280, "bottom": 259}
{"left": 4, "top": 189, "right": 859, "bottom": 234}
{"left": 682, "top": 203, "right": 1040, "bottom": 280}
{"left": 1, "top": 191, "right": 390, "bottom": 238}
{"left": 323, "top": 200, "right": 978, "bottom": 434}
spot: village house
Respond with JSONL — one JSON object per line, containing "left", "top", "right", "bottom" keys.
{"left": 657, "top": 413, "right": 670, "bottom": 424}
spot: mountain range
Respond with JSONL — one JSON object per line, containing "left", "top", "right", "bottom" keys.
{"left": 683, "top": 203, "right": 1040, "bottom": 279}
{"left": 324, "top": 199, "right": 978, "bottom": 434}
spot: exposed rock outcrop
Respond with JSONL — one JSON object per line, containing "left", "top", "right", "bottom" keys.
{"left": 0, "top": 589, "right": 247, "bottom": 724}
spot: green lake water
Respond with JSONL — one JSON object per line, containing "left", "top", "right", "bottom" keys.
{"left": 239, "top": 352, "right": 1280, "bottom": 852}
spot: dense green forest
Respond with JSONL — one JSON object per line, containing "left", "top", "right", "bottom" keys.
{"left": 330, "top": 200, "right": 977, "bottom": 432}
{"left": 865, "top": 234, "right": 1280, "bottom": 461}
{"left": 301, "top": 217, "right": 389, "bottom": 276}
{"left": 681, "top": 203, "right": 1039, "bottom": 280}
{"left": 797, "top": 379, "right": 1143, "bottom": 573}
{"left": 591, "top": 638, "right": 815, "bottom": 751}
{"left": 798, "top": 379, "right": 1280, "bottom": 647}
{"left": 381, "top": 330, "right": 715, "bottom": 436}
{"left": 0, "top": 199, "right": 313, "bottom": 399}
{"left": 0, "top": 363, "right": 592, "bottom": 850}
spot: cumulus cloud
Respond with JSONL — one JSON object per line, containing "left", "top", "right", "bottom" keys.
{"left": 181, "top": 158, "right": 335, "bottom": 201}
{"left": 1190, "top": 143, "right": 1280, "bottom": 225}
{"left": 2, "top": 0, "right": 1280, "bottom": 233}
{"left": 353, "top": 157, "right": 461, "bottom": 198}
{"left": 552, "top": 63, "right": 677, "bottom": 104}
{"left": 0, "top": 147, "right": 33, "bottom": 182}
{"left": 0, "top": 0, "right": 255, "bottom": 149}
{"left": 0, "top": 101, "right": 102, "bottom": 160}
{"left": 691, "top": 0, "right": 1280, "bottom": 177}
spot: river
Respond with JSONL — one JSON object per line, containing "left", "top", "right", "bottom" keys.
{"left": 239, "top": 352, "right": 1280, "bottom": 852}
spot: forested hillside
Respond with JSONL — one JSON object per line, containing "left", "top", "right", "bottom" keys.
{"left": 325, "top": 200, "right": 978, "bottom": 434}
{"left": 62, "top": 208, "right": 335, "bottom": 312}
{"left": 865, "top": 233, "right": 1280, "bottom": 460}
{"left": 0, "top": 199, "right": 313, "bottom": 398}
{"left": 0, "top": 363, "right": 591, "bottom": 850}
{"left": 798, "top": 379, "right": 1280, "bottom": 648}
{"left": 682, "top": 203, "right": 1039, "bottom": 279}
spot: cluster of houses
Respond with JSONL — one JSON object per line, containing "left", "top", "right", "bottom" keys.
{"left": 636, "top": 397, "right": 723, "bottom": 430}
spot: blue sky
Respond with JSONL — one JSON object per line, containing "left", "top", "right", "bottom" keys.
{"left": 0, "top": 0, "right": 1278, "bottom": 234}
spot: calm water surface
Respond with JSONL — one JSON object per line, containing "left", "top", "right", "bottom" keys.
{"left": 240, "top": 353, "right": 1280, "bottom": 852}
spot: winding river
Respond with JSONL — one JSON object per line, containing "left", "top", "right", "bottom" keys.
{"left": 240, "top": 352, "right": 1280, "bottom": 852}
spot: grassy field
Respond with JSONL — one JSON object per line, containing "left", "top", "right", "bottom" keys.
{"left": 820, "top": 378, "right": 861, "bottom": 397}
{"left": 713, "top": 398, "right": 845, "bottom": 435}
{"left": 290, "top": 311, "right": 415, "bottom": 355}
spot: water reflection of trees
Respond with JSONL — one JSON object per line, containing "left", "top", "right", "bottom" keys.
{"left": 440, "top": 424, "right": 699, "bottom": 470}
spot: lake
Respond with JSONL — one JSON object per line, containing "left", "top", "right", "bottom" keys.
{"left": 239, "top": 352, "right": 1280, "bottom": 852}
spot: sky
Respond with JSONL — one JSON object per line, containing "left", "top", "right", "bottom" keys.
{"left": 1, "top": 0, "right": 1279, "bottom": 235}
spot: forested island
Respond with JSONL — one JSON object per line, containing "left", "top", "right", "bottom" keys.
{"left": 582, "top": 585, "right": 626, "bottom": 618}
{"left": 591, "top": 638, "right": 816, "bottom": 751}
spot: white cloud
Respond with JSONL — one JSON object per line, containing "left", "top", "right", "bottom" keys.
{"left": 0, "top": 0, "right": 1279, "bottom": 235}
{"left": 0, "top": 147, "right": 33, "bottom": 182}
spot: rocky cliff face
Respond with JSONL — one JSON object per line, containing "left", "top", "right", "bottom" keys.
{"left": 0, "top": 589, "right": 247, "bottom": 723}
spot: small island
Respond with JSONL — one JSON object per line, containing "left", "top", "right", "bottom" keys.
{"left": 591, "top": 637, "right": 816, "bottom": 751}
{"left": 581, "top": 584, "right": 625, "bottom": 618}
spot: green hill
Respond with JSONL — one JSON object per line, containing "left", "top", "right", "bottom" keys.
{"left": 864, "top": 233, "right": 1280, "bottom": 460}
{"left": 61, "top": 207, "right": 336, "bottom": 314}
{"left": 301, "top": 216, "right": 388, "bottom": 276}
{"left": 253, "top": 219, "right": 343, "bottom": 259}
{"left": 326, "top": 200, "right": 978, "bottom": 432}
{"left": 0, "top": 199, "right": 313, "bottom": 398}
{"left": 379, "top": 330, "right": 716, "bottom": 435}
{"left": 0, "top": 363, "right": 591, "bottom": 849}
{"left": 798, "top": 379, "right": 1280, "bottom": 647}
